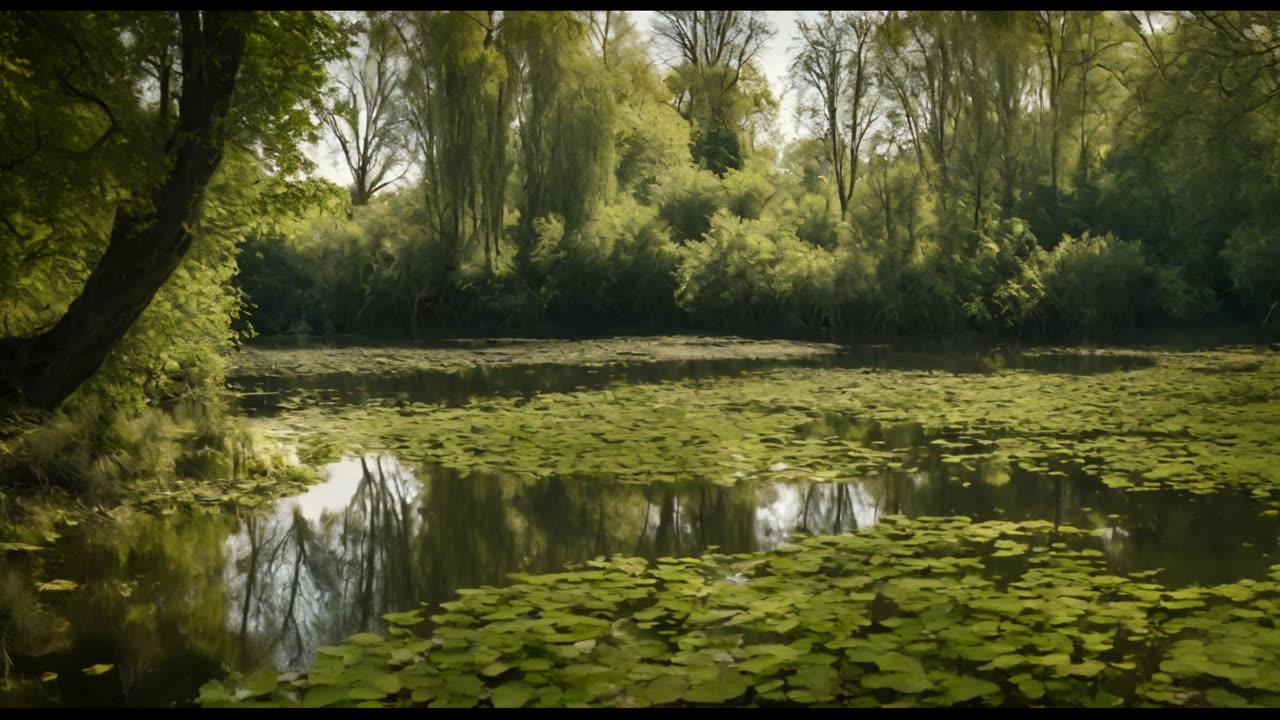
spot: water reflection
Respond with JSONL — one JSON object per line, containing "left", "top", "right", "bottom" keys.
{"left": 4, "top": 447, "right": 1277, "bottom": 707}
{"left": 222, "top": 449, "right": 1277, "bottom": 675}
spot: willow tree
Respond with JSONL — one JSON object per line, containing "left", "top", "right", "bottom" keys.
{"left": 582, "top": 12, "right": 689, "bottom": 202}
{"left": 503, "top": 11, "right": 616, "bottom": 277}
{"left": 0, "top": 11, "right": 349, "bottom": 412}
{"left": 396, "top": 10, "right": 512, "bottom": 274}
{"left": 955, "top": 12, "right": 999, "bottom": 234}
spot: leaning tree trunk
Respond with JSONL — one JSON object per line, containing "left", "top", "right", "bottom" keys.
{"left": 0, "top": 12, "right": 250, "bottom": 412}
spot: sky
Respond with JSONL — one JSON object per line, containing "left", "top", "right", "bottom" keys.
{"left": 307, "top": 11, "right": 814, "bottom": 186}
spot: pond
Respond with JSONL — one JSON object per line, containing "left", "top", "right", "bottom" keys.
{"left": 3, "top": 338, "right": 1279, "bottom": 707}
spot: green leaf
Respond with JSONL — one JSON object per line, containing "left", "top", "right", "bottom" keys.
{"left": 738, "top": 655, "right": 784, "bottom": 674}
{"left": 371, "top": 673, "right": 402, "bottom": 695}
{"left": 945, "top": 676, "right": 1002, "bottom": 703}
{"left": 1058, "top": 659, "right": 1106, "bottom": 678}
{"left": 303, "top": 686, "right": 350, "bottom": 708}
{"left": 980, "top": 654, "right": 1026, "bottom": 671}
{"left": 346, "top": 632, "right": 385, "bottom": 646}
{"left": 1205, "top": 688, "right": 1251, "bottom": 708}
{"left": 791, "top": 665, "right": 839, "bottom": 698}
{"left": 683, "top": 673, "right": 748, "bottom": 703}
{"left": 1017, "top": 678, "right": 1045, "bottom": 700}
{"left": 382, "top": 610, "right": 424, "bottom": 626}
{"left": 349, "top": 687, "right": 387, "bottom": 701}
{"left": 492, "top": 682, "right": 533, "bottom": 708}
{"left": 754, "top": 679, "right": 784, "bottom": 694}
{"left": 861, "top": 672, "right": 935, "bottom": 694}
{"left": 875, "top": 653, "right": 924, "bottom": 675}
{"left": 644, "top": 675, "right": 688, "bottom": 704}
{"left": 411, "top": 688, "right": 436, "bottom": 704}
{"left": 773, "top": 618, "right": 799, "bottom": 634}
{"left": 244, "top": 667, "right": 279, "bottom": 697}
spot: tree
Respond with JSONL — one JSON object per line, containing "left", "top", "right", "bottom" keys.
{"left": 1032, "top": 11, "right": 1071, "bottom": 201}
{"left": 0, "top": 11, "right": 349, "bottom": 412}
{"left": 321, "top": 12, "right": 409, "bottom": 206}
{"left": 651, "top": 11, "right": 776, "bottom": 175}
{"left": 989, "top": 12, "right": 1036, "bottom": 214}
{"left": 877, "top": 11, "right": 964, "bottom": 213}
{"left": 791, "top": 11, "right": 881, "bottom": 218}
{"left": 504, "top": 11, "right": 616, "bottom": 276}
{"left": 395, "top": 10, "right": 512, "bottom": 275}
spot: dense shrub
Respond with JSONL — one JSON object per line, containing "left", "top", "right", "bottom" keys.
{"left": 1041, "top": 232, "right": 1153, "bottom": 335}
{"left": 1222, "top": 224, "right": 1280, "bottom": 325}
{"left": 653, "top": 166, "right": 726, "bottom": 244}
{"left": 676, "top": 212, "right": 837, "bottom": 333}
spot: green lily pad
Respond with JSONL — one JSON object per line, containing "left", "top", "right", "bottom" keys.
{"left": 492, "top": 682, "right": 533, "bottom": 708}
{"left": 861, "top": 672, "right": 935, "bottom": 694}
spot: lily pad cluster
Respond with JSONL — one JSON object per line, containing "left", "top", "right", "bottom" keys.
{"left": 198, "top": 516, "right": 1280, "bottom": 708}
{"left": 232, "top": 336, "right": 842, "bottom": 378}
{"left": 253, "top": 348, "right": 1280, "bottom": 513}
{"left": 129, "top": 470, "right": 318, "bottom": 514}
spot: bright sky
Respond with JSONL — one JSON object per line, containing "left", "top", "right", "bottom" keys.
{"left": 308, "top": 11, "right": 814, "bottom": 186}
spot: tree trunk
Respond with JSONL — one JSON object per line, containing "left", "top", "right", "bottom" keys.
{"left": 0, "top": 12, "right": 250, "bottom": 412}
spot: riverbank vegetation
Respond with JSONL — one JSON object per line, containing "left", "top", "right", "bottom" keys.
{"left": 233, "top": 11, "right": 1280, "bottom": 342}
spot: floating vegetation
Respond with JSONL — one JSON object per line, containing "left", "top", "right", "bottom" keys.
{"left": 232, "top": 337, "right": 843, "bottom": 378}
{"left": 198, "top": 516, "right": 1280, "bottom": 708}
{"left": 127, "top": 470, "right": 319, "bottom": 515}
{"left": 254, "top": 348, "right": 1280, "bottom": 513}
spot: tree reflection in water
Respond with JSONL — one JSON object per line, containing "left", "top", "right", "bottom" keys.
{"left": 5, "top": 444, "right": 1277, "bottom": 707}
{"left": 218, "top": 447, "right": 1280, "bottom": 676}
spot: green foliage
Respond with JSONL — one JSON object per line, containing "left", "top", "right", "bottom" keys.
{"left": 676, "top": 212, "right": 836, "bottom": 333}
{"left": 781, "top": 193, "right": 846, "bottom": 250}
{"left": 1223, "top": 225, "right": 1280, "bottom": 324}
{"left": 231, "top": 10, "right": 1277, "bottom": 342}
{"left": 954, "top": 219, "right": 1046, "bottom": 332}
{"left": 653, "top": 166, "right": 726, "bottom": 245}
{"left": 616, "top": 102, "right": 692, "bottom": 203}
{"left": 505, "top": 11, "right": 617, "bottom": 273}
{"left": 0, "top": 387, "right": 316, "bottom": 511}
{"left": 1041, "top": 233, "right": 1152, "bottom": 335}
{"left": 721, "top": 165, "right": 775, "bottom": 221}
{"left": 859, "top": 242, "right": 964, "bottom": 336}
{"left": 533, "top": 198, "right": 679, "bottom": 328}
{"left": 693, "top": 120, "right": 744, "bottom": 177}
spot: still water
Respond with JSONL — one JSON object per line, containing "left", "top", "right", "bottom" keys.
{"left": 1, "top": 346, "right": 1273, "bottom": 707}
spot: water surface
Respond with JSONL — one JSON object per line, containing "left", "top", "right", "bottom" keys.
{"left": 2, "top": 344, "right": 1272, "bottom": 707}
